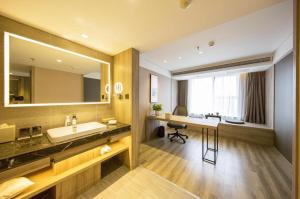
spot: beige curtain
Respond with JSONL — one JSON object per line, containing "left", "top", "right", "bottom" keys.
{"left": 177, "top": 80, "right": 188, "bottom": 107}
{"left": 244, "top": 72, "right": 265, "bottom": 124}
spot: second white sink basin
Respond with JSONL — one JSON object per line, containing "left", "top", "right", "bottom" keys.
{"left": 47, "top": 122, "right": 107, "bottom": 143}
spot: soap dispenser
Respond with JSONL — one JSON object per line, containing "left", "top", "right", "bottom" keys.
{"left": 65, "top": 115, "right": 71, "bottom": 127}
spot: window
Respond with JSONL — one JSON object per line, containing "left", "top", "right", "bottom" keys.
{"left": 188, "top": 73, "right": 244, "bottom": 119}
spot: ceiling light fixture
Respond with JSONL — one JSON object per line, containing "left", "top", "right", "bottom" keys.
{"left": 163, "top": 60, "right": 168, "bottom": 63}
{"left": 179, "top": 0, "right": 192, "bottom": 9}
{"left": 208, "top": 40, "right": 215, "bottom": 47}
{"left": 56, "top": 59, "right": 62, "bottom": 63}
{"left": 81, "top": 33, "right": 89, "bottom": 39}
{"left": 178, "top": 56, "right": 182, "bottom": 60}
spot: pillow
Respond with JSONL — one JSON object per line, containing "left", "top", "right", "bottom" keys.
{"left": 225, "top": 119, "right": 245, "bottom": 124}
{"left": 0, "top": 177, "right": 34, "bottom": 199}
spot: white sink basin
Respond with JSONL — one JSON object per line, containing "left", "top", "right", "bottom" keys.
{"left": 47, "top": 122, "right": 107, "bottom": 143}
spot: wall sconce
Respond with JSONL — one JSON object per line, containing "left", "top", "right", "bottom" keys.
{"left": 114, "top": 82, "right": 123, "bottom": 99}
{"left": 105, "top": 83, "right": 110, "bottom": 94}
{"left": 101, "top": 83, "right": 110, "bottom": 100}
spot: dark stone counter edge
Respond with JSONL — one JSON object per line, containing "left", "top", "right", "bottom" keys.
{"left": 0, "top": 123, "right": 130, "bottom": 172}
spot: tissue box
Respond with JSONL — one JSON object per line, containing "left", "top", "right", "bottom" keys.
{"left": 0, "top": 124, "right": 16, "bottom": 143}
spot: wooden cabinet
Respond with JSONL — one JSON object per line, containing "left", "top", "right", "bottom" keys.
{"left": 16, "top": 135, "right": 131, "bottom": 199}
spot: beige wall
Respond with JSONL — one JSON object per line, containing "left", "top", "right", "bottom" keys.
{"left": 265, "top": 65, "right": 274, "bottom": 128}
{"left": 171, "top": 80, "right": 178, "bottom": 111}
{"left": 32, "top": 67, "right": 84, "bottom": 103}
{"left": 0, "top": 16, "right": 113, "bottom": 133}
{"left": 139, "top": 67, "right": 177, "bottom": 142}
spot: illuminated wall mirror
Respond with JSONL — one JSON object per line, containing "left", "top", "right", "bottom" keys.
{"left": 4, "top": 32, "right": 111, "bottom": 107}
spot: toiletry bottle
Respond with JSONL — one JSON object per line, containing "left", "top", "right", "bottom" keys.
{"left": 72, "top": 115, "right": 77, "bottom": 131}
{"left": 65, "top": 115, "right": 71, "bottom": 127}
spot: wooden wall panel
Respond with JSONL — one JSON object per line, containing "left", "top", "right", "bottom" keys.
{"left": 113, "top": 48, "right": 139, "bottom": 169}
{"left": 55, "top": 164, "right": 101, "bottom": 199}
{"left": 0, "top": 15, "right": 114, "bottom": 132}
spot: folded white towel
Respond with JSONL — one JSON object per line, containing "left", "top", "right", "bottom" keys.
{"left": 0, "top": 177, "right": 34, "bottom": 199}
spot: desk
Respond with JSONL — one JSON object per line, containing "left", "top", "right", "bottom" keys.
{"left": 147, "top": 115, "right": 219, "bottom": 164}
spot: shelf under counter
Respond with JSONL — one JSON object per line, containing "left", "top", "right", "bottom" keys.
{"left": 0, "top": 123, "right": 131, "bottom": 194}
{"left": 16, "top": 140, "right": 130, "bottom": 199}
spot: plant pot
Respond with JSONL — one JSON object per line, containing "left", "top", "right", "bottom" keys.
{"left": 155, "top": 110, "right": 160, "bottom": 116}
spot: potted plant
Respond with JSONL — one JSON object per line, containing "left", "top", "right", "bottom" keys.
{"left": 152, "top": 104, "right": 162, "bottom": 116}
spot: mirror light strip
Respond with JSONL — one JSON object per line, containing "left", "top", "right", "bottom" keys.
{"left": 4, "top": 32, "right": 111, "bottom": 107}
{"left": 4, "top": 32, "right": 10, "bottom": 107}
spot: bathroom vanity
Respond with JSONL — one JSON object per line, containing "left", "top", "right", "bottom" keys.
{"left": 0, "top": 123, "right": 131, "bottom": 199}
{"left": 0, "top": 16, "right": 139, "bottom": 199}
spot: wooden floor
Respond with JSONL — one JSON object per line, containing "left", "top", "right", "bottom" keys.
{"left": 140, "top": 130, "right": 292, "bottom": 199}
{"left": 77, "top": 159, "right": 129, "bottom": 199}
{"left": 94, "top": 167, "right": 199, "bottom": 199}
{"left": 78, "top": 159, "right": 199, "bottom": 199}
{"left": 79, "top": 130, "right": 292, "bottom": 199}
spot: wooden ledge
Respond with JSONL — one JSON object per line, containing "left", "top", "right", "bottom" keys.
{"left": 16, "top": 141, "right": 129, "bottom": 199}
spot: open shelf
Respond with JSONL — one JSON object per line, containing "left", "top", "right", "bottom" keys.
{"left": 16, "top": 141, "right": 129, "bottom": 199}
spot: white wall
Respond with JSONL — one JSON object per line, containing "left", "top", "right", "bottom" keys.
{"left": 171, "top": 79, "right": 178, "bottom": 112}
{"left": 273, "top": 34, "right": 293, "bottom": 64}
{"left": 139, "top": 66, "right": 177, "bottom": 142}
{"left": 265, "top": 65, "right": 274, "bottom": 128}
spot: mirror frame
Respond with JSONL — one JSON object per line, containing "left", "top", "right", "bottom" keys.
{"left": 4, "top": 32, "right": 111, "bottom": 107}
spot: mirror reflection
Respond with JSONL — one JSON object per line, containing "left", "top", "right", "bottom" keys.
{"left": 7, "top": 33, "right": 110, "bottom": 105}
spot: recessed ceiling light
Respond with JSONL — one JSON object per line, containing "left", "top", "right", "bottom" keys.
{"left": 163, "top": 60, "right": 168, "bottom": 63}
{"left": 198, "top": 51, "right": 203, "bottom": 55}
{"left": 178, "top": 56, "right": 182, "bottom": 60}
{"left": 56, "top": 59, "right": 62, "bottom": 63}
{"left": 81, "top": 33, "right": 89, "bottom": 39}
{"left": 180, "top": 0, "right": 192, "bottom": 9}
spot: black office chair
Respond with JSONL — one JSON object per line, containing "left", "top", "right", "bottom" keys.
{"left": 167, "top": 106, "right": 188, "bottom": 144}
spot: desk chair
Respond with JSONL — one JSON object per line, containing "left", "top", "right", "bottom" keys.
{"left": 167, "top": 106, "right": 188, "bottom": 144}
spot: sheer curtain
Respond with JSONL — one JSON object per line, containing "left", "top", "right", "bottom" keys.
{"left": 188, "top": 77, "right": 214, "bottom": 116}
{"left": 188, "top": 73, "right": 246, "bottom": 119}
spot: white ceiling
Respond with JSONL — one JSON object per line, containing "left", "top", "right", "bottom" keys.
{"left": 0, "top": 0, "right": 283, "bottom": 56}
{"left": 141, "top": 0, "right": 293, "bottom": 72}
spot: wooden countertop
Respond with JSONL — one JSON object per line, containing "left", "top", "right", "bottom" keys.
{"left": 0, "top": 123, "right": 130, "bottom": 161}
{"left": 148, "top": 115, "right": 219, "bottom": 129}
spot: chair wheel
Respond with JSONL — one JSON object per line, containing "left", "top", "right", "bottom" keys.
{"left": 186, "top": 136, "right": 189, "bottom": 139}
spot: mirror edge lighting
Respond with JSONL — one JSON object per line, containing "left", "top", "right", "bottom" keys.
{"left": 3, "top": 31, "right": 111, "bottom": 107}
